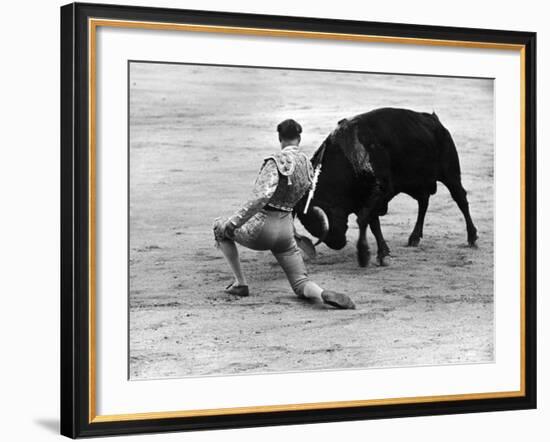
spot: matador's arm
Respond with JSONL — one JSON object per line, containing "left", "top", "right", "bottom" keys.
{"left": 228, "top": 159, "right": 279, "bottom": 228}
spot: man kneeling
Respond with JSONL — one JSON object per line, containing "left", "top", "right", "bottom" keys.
{"left": 213, "top": 119, "right": 355, "bottom": 310}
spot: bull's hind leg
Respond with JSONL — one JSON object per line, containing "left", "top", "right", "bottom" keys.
{"left": 443, "top": 180, "right": 478, "bottom": 246}
{"left": 408, "top": 195, "right": 430, "bottom": 247}
{"left": 356, "top": 217, "right": 370, "bottom": 267}
{"left": 370, "top": 216, "right": 391, "bottom": 266}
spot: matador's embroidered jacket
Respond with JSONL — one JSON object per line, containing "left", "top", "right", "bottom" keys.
{"left": 229, "top": 146, "right": 314, "bottom": 228}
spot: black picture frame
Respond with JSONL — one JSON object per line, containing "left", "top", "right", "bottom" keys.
{"left": 60, "top": 2, "right": 537, "bottom": 438}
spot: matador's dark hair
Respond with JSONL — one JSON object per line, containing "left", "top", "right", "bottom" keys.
{"left": 277, "top": 119, "right": 302, "bottom": 140}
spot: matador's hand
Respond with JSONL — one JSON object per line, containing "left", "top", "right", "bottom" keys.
{"left": 213, "top": 218, "right": 236, "bottom": 241}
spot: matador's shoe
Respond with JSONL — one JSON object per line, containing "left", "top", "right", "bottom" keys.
{"left": 225, "top": 282, "right": 249, "bottom": 297}
{"left": 321, "top": 290, "right": 356, "bottom": 310}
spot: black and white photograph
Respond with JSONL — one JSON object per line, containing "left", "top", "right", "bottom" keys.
{"left": 1, "top": 0, "right": 544, "bottom": 439}
{"left": 129, "top": 62, "right": 494, "bottom": 380}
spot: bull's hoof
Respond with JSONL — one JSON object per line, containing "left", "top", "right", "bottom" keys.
{"left": 357, "top": 242, "right": 370, "bottom": 267}
{"left": 377, "top": 255, "right": 391, "bottom": 266}
{"left": 357, "top": 252, "right": 370, "bottom": 268}
{"left": 407, "top": 236, "right": 421, "bottom": 247}
{"left": 468, "top": 232, "right": 479, "bottom": 248}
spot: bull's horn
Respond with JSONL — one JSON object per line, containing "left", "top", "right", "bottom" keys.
{"left": 311, "top": 206, "right": 329, "bottom": 246}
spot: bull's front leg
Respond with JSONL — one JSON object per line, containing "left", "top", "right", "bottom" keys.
{"left": 356, "top": 212, "right": 370, "bottom": 267}
{"left": 356, "top": 177, "right": 392, "bottom": 267}
{"left": 370, "top": 215, "right": 391, "bottom": 266}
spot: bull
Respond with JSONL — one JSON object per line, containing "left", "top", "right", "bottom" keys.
{"left": 296, "top": 107, "right": 478, "bottom": 267}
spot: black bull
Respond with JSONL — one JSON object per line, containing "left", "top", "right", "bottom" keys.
{"left": 295, "top": 108, "right": 478, "bottom": 267}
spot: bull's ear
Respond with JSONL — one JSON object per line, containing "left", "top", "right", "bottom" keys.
{"left": 338, "top": 118, "right": 348, "bottom": 126}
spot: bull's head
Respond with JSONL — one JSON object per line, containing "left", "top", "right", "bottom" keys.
{"left": 296, "top": 200, "right": 349, "bottom": 250}
{"left": 296, "top": 120, "right": 357, "bottom": 250}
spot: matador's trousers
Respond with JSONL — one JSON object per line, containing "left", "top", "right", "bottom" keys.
{"left": 214, "top": 209, "right": 311, "bottom": 297}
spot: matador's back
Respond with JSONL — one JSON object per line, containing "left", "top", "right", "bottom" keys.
{"left": 264, "top": 146, "right": 314, "bottom": 212}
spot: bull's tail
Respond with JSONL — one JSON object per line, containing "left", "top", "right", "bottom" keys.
{"left": 433, "top": 115, "right": 478, "bottom": 246}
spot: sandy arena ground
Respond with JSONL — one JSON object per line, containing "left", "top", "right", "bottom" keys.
{"left": 129, "top": 62, "right": 494, "bottom": 379}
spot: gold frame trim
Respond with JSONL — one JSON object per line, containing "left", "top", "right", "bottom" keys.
{"left": 88, "top": 18, "right": 527, "bottom": 424}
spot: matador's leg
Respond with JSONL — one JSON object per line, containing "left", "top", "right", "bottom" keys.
{"left": 272, "top": 246, "right": 323, "bottom": 300}
{"left": 272, "top": 244, "right": 355, "bottom": 309}
{"left": 217, "top": 238, "right": 248, "bottom": 287}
